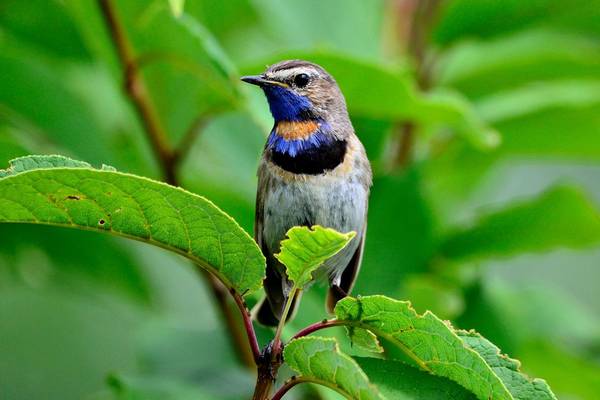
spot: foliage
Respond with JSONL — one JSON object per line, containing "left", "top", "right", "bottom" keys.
{"left": 335, "top": 296, "right": 555, "bottom": 400}
{"left": 1, "top": 1, "right": 600, "bottom": 399}
{"left": 0, "top": 156, "right": 557, "bottom": 399}
{"left": 276, "top": 226, "right": 356, "bottom": 288}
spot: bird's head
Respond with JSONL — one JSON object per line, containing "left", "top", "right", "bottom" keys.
{"left": 241, "top": 60, "right": 349, "bottom": 128}
{"left": 241, "top": 60, "right": 353, "bottom": 164}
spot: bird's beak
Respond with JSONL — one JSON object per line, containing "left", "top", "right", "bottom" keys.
{"left": 240, "top": 75, "right": 288, "bottom": 88}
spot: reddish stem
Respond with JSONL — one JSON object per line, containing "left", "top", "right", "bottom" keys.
{"left": 232, "top": 291, "right": 261, "bottom": 362}
{"left": 291, "top": 319, "right": 345, "bottom": 341}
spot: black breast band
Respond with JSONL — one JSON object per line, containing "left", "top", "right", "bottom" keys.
{"left": 270, "top": 139, "right": 347, "bottom": 175}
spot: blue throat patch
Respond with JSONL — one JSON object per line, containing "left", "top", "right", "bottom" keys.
{"left": 267, "top": 124, "right": 332, "bottom": 157}
{"left": 263, "top": 86, "right": 312, "bottom": 121}
{"left": 263, "top": 85, "right": 333, "bottom": 157}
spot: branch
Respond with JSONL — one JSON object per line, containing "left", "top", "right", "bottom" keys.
{"left": 98, "top": 0, "right": 257, "bottom": 369}
{"left": 291, "top": 319, "right": 345, "bottom": 341}
{"left": 97, "top": 0, "right": 175, "bottom": 184}
{"left": 231, "top": 290, "right": 261, "bottom": 362}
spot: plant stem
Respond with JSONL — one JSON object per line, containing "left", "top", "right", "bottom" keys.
{"left": 231, "top": 291, "right": 261, "bottom": 362}
{"left": 272, "top": 286, "right": 298, "bottom": 358}
{"left": 97, "top": 0, "right": 175, "bottom": 183}
{"left": 252, "top": 288, "right": 300, "bottom": 400}
{"left": 97, "top": 0, "right": 257, "bottom": 369}
{"left": 252, "top": 339, "right": 283, "bottom": 400}
{"left": 291, "top": 319, "right": 345, "bottom": 340}
{"left": 252, "top": 362, "right": 276, "bottom": 399}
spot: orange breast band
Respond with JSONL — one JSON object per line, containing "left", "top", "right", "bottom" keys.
{"left": 275, "top": 120, "right": 319, "bottom": 140}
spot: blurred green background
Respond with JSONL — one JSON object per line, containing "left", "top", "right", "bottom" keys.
{"left": 1, "top": 0, "right": 600, "bottom": 399}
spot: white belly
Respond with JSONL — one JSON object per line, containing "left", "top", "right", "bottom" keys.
{"left": 262, "top": 172, "right": 367, "bottom": 280}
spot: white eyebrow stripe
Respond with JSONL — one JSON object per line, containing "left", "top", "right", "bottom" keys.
{"left": 267, "top": 66, "right": 318, "bottom": 81}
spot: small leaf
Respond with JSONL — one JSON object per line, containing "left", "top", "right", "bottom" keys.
{"left": 284, "top": 336, "right": 384, "bottom": 400}
{"left": 335, "top": 295, "right": 514, "bottom": 399}
{"left": 440, "top": 186, "right": 600, "bottom": 260}
{"left": 0, "top": 155, "right": 265, "bottom": 296}
{"left": 275, "top": 225, "right": 355, "bottom": 288}
{"left": 457, "top": 331, "right": 556, "bottom": 400}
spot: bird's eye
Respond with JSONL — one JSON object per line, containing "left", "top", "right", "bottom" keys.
{"left": 294, "top": 73, "right": 310, "bottom": 88}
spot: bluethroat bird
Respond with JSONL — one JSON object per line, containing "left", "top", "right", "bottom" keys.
{"left": 241, "top": 60, "right": 372, "bottom": 326}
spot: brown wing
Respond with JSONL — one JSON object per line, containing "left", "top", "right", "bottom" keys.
{"left": 326, "top": 225, "right": 366, "bottom": 313}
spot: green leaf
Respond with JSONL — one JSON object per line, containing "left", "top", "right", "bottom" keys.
{"left": 494, "top": 104, "right": 600, "bottom": 159}
{"left": 283, "top": 336, "right": 384, "bottom": 400}
{"left": 434, "top": 0, "right": 600, "bottom": 45}
{"left": 356, "top": 357, "right": 476, "bottom": 400}
{"left": 440, "top": 186, "right": 600, "bottom": 260}
{"left": 475, "top": 80, "right": 600, "bottom": 123}
{"left": 275, "top": 225, "right": 356, "bottom": 288}
{"left": 0, "top": 155, "right": 265, "bottom": 296}
{"left": 437, "top": 30, "right": 600, "bottom": 99}
{"left": 335, "top": 295, "right": 514, "bottom": 399}
{"left": 457, "top": 331, "right": 556, "bottom": 400}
